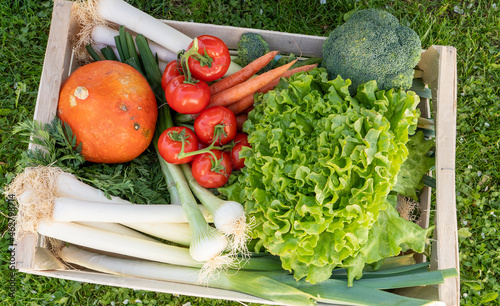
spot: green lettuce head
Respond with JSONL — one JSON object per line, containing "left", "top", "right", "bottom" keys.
{"left": 220, "top": 68, "right": 427, "bottom": 285}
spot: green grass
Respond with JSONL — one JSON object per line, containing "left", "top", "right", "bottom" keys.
{"left": 1, "top": 0, "right": 499, "bottom": 305}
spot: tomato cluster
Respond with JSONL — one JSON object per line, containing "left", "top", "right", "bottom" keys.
{"left": 161, "top": 35, "right": 231, "bottom": 115}
{"left": 158, "top": 106, "right": 250, "bottom": 188}
{"left": 158, "top": 35, "right": 250, "bottom": 188}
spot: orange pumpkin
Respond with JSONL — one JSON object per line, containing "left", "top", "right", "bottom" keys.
{"left": 57, "top": 60, "right": 158, "bottom": 163}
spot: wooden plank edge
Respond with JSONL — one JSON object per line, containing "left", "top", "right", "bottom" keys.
{"left": 14, "top": 0, "right": 77, "bottom": 271}
{"left": 431, "top": 45, "right": 460, "bottom": 306}
{"left": 162, "top": 20, "right": 326, "bottom": 57}
{"left": 31, "top": 0, "right": 77, "bottom": 130}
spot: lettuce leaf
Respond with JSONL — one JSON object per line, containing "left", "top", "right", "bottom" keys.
{"left": 393, "top": 131, "right": 435, "bottom": 200}
{"left": 220, "top": 68, "right": 428, "bottom": 284}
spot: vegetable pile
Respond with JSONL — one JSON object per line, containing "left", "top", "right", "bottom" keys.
{"left": 4, "top": 1, "right": 456, "bottom": 305}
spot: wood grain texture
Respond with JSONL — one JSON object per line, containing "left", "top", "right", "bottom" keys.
{"left": 163, "top": 20, "right": 326, "bottom": 57}
{"left": 430, "top": 45, "right": 460, "bottom": 306}
{"left": 15, "top": 0, "right": 78, "bottom": 271}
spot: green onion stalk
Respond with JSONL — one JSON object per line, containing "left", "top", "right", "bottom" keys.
{"left": 129, "top": 33, "right": 231, "bottom": 278}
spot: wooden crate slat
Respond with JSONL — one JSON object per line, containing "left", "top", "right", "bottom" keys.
{"left": 431, "top": 45, "right": 460, "bottom": 306}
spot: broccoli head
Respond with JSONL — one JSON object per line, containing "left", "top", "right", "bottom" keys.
{"left": 237, "top": 33, "right": 274, "bottom": 73}
{"left": 322, "top": 9, "right": 422, "bottom": 95}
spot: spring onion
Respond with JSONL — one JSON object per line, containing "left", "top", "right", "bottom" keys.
{"left": 181, "top": 163, "right": 251, "bottom": 253}
{"left": 125, "top": 29, "right": 237, "bottom": 276}
{"left": 162, "top": 161, "right": 229, "bottom": 267}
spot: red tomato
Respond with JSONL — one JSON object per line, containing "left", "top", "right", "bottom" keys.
{"left": 233, "top": 133, "right": 249, "bottom": 146}
{"left": 230, "top": 133, "right": 250, "bottom": 170}
{"left": 161, "top": 60, "right": 183, "bottom": 90}
{"left": 191, "top": 149, "right": 232, "bottom": 188}
{"left": 230, "top": 141, "right": 251, "bottom": 171}
{"left": 157, "top": 126, "right": 199, "bottom": 164}
{"left": 187, "top": 35, "right": 231, "bottom": 82}
{"left": 165, "top": 75, "right": 210, "bottom": 114}
{"left": 194, "top": 106, "right": 237, "bottom": 146}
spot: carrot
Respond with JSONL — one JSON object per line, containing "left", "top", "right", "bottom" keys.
{"left": 235, "top": 113, "right": 248, "bottom": 132}
{"left": 209, "top": 59, "right": 298, "bottom": 108}
{"left": 227, "top": 95, "right": 254, "bottom": 114}
{"left": 242, "top": 106, "right": 254, "bottom": 114}
{"left": 257, "top": 63, "right": 318, "bottom": 93}
{"left": 209, "top": 51, "right": 279, "bottom": 95}
{"left": 226, "top": 63, "right": 318, "bottom": 115}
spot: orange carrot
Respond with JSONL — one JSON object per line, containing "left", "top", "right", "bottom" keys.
{"left": 226, "top": 63, "right": 318, "bottom": 115}
{"left": 235, "top": 113, "right": 248, "bottom": 132}
{"left": 209, "top": 51, "right": 279, "bottom": 95}
{"left": 209, "top": 59, "right": 298, "bottom": 108}
{"left": 257, "top": 63, "right": 318, "bottom": 93}
{"left": 227, "top": 95, "right": 254, "bottom": 114}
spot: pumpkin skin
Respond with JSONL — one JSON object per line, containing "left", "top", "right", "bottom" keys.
{"left": 57, "top": 60, "right": 158, "bottom": 163}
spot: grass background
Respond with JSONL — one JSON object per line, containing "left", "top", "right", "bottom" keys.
{"left": 1, "top": 0, "right": 499, "bottom": 305}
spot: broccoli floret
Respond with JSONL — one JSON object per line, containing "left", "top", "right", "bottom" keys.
{"left": 274, "top": 53, "right": 297, "bottom": 67}
{"left": 237, "top": 33, "right": 274, "bottom": 73}
{"left": 322, "top": 9, "right": 422, "bottom": 95}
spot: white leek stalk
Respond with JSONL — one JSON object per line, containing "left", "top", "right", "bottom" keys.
{"left": 91, "top": 25, "right": 177, "bottom": 63}
{"left": 76, "top": 221, "right": 159, "bottom": 242}
{"left": 52, "top": 197, "right": 211, "bottom": 223}
{"left": 39, "top": 222, "right": 202, "bottom": 268}
{"left": 124, "top": 223, "right": 191, "bottom": 246}
{"left": 96, "top": 0, "right": 191, "bottom": 54}
{"left": 6, "top": 164, "right": 225, "bottom": 277}
{"left": 55, "top": 170, "right": 130, "bottom": 204}
{"left": 180, "top": 164, "right": 251, "bottom": 253}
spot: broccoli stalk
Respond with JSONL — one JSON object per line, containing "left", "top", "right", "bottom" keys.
{"left": 322, "top": 9, "right": 422, "bottom": 96}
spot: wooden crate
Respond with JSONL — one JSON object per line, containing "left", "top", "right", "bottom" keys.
{"left": 15, "top": 0, "right": 459, "bottom": 305}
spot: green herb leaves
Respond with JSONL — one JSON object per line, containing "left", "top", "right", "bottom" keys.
{"left": 12, "top": 117, "right": 169, "bottom": 204}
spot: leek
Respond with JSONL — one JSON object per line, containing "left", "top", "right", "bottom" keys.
{"left": 181, "top": 163, "right": 251, "bottom": 253}
{"left": 270, "top": 274, "right": 443, "bottom": 306}
{"left": 75, "top": 221, "right": 159, "bottom": 242}
{"left": 58, "top": 245, "right": 314, "bottom": 306}
{"left": 52, "top": 197, "right": 212, "bottom": 223}
{"left": 40, "top": 222, "right": 203, "bottom": 268}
